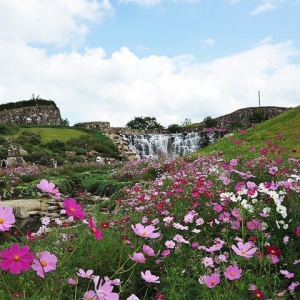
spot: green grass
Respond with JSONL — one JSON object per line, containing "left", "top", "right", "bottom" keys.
{"left": 5, "top": 127, "right": 89, "bottom": 143}
{"left": 198, "top": 105, "right": 300, "bottom": 159}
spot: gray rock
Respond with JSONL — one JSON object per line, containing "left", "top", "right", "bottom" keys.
{"left": 13, "top": 207, "right": 30, "bottom": 219}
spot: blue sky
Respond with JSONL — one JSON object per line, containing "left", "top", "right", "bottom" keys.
{"left": 0, "top": 0, "right": 299, "bottom": 127}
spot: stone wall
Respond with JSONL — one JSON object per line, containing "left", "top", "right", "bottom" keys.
{"left": 214, "top": 106, "right": 290, "bottom": 127}
{"left": 74, "top": 106, "right": 291, "bottom": 135}
{"left": 0, "top": 105, "right": 63, "bottom": 125}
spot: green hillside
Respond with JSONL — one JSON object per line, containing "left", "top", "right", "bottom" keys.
{"left": 0, "top": 125, "right": 119, "bottom": 165}
{"left": 198, "top": 105, "right": 300, "bottom": 159}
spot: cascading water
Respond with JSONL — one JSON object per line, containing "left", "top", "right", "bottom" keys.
{"left": 122, "top": 131, "right": 223, "bottom": 159}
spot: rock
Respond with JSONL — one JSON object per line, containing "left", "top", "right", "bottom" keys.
{"left": 13, "top": 207, "right": 30, "bottom": 219}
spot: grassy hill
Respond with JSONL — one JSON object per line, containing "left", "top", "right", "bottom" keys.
{"left": 0, "top": 124, "right": 119, "bottom": 165}
{"left": 198, "top": 105, "right": 300, "bottom": 159}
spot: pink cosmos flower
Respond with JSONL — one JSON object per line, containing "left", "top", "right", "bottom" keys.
{"left": 232, "top": 241, "right": 257, "bottom": 258}
{"left": 0, "top": 204, "right": 15, "bottom": 231}
{"left": 37, "top": 179, "right": 61, "bottom": 199}
{"left": 267, "top": 254, "right": 279, "bottom": 264}
{"left": 129, "top": 252, "right": 146, "bottom": 263}
{"left": 93, "top": 275, "right": 119, "bottom": 300}
{"left": 0, "top": 243, "right": 34, "bottom": 274}
{"left": 131, "top": 223, "right": 161, "bottom": 239}
{"left": 31, "top": 251, "right": 57, "bottom": 278}
{"left": 224, "top": 265, "right": 242, "bottom": 280}
{"left": 280, "top": 270, "right": 294, "bottom": 279}
{"left": 204, "top": 273, "right": 220, "bottom": 288}
{"left": 77, "top": 268, "right": 94, "bottom": 278}
{"left": 261, "top": 148, "right": 268, "bottom": 156}
{"left": 288, "top": 282, "right": 299, "bottom": 291}
{"left": 67, "top": 278, "right": 78, "bottom": 285}
{"left": 88, "top": 219, "right": 103, "bottom": 240}
{"left": 141, "top": 270, "right": 160, "bottom": 283}
{"left": 63, "top": 198, "right": 86, "bottom": 220}
{"left": 83, "top": 290, "right": 96, "bottom": 300}
{"left": 142, "top": 245, "right": 155, "bottom": 256}
{"left": 296, "top": 225, "right": 300, "bottom": 236}
{"left": 161, "top": 250, "right": 170, "bottom": 257}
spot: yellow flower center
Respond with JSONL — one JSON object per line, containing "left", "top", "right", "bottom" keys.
{"left": 13, "top": 255, "right": 20, "bottom": 261}
{"left": 92, "top": 227, "right": 96, "bottom": 232}
{"left": 230, "top": 272, "right": 235, "bottom": 276}
{"left": 142, "top": 231, "right": 147, "bottom": 236}
{"left": 0, "top": 218, "right": 4, "bottom": 224}
{"left": 241, "top": 250, "right": 246, "bottom": 255}
{"left": 41, "top": 261, "right": 47, "bottom": 267}
{"left": 70, "top": 207, "right": 75, "bottom": 213}
{"left": 211, "top": 280, "right": 216, "bottom": 286}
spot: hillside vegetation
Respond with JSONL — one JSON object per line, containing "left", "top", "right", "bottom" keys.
{"left": 198, "top": 105, "right": 300, "bottom": 159}
{"left": 0, "top": 125, "right": 119, "bottom": 165}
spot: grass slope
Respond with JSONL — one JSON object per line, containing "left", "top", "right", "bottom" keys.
{"left": 198, "top": 105, "right": 300, "bottom": 159}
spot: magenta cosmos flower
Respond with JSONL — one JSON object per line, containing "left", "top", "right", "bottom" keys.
{"left": 37, "top": 179, "right": 61, "bottom": 199}
{"left": 224, "top": 264, "right": 242, "bottom": 280}
{"left": 232, "top": 241, "right": 257, "bottom": 258}
{"left": 31, "top": 251, "right": 57, "bottom": 278}
{"left": 93, "top": 276, "right": 119, "bottom": 300}
{"left": 204, "top": 273, "right": 220, "bottom": 288}
{"left": 0, "top": 243, "right": 34, "bottom": 274}
{"left": 0, "top": 204, "right": 15, "bottom": 231}
{"left": 141, "top": 270, "right": 160, "bottom": 283}
{"left": 131, "top": 223, "right": 161, "bottom": 239}
{"left": 88, "top": 219, "right": 103, "bottom": 240}
{"left": 63, "top": 198, "right": 86, "bottom": 220}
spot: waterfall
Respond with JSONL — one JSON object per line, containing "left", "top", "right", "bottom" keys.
{"left": 122, "top": 131, "right": 222, "bottom": 159}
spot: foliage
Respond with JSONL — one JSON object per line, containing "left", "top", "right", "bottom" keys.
{"left": 199, "top": 105, "right": 300, "bottom": 160}
{"left": 15, "top": 130, "right": 41, "bottom": 146}
{"left": 0, "top": 98, "right": 57, "bottom": 111}
{"left": 126, "top": 116, "right": 164, "bottom": 131}
{"left": 1, "top": 106, "right": 300, "bottom": 299}
{"left": 203, "top": 116, "right": 218, "bottom": 128}
{"left": 181, "top": 118, "right": 192, "bottom": 126}
{"left": 249, "top": 108, "right": 265, "bottom": 124}
{"left": 167, "top": 124, "right": 181, "bottom": 133}
{"left": 0, "top": 122, "right": 20, "bottom": 135}
{"left": 0, "top": 125, "right": 120, "bottom": 165}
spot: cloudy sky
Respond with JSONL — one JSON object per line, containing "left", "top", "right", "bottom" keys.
{"left": 0, "top": 0, "right": 299, "bottom": 127}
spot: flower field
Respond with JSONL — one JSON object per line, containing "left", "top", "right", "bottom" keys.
{"left": 1, "top": 132, "right": 300, "bottom": 299}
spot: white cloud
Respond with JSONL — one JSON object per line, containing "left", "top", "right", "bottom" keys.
{"left": 250, "top": 2, "right": 276, "bottom": 15}
{"left": 118, "top": 0, "right": 161, "bottom": 6}
{"left": 0, "top": 0, "right": 113, "bottom": 46}
{"left": 201, "top": 39, "right": 215, "bottom": 48}
{"left": 0, "top": 0, "right": 299, "bottom": 128}
{"left": 0, "top": 38, "right": 299, "bottom": 127}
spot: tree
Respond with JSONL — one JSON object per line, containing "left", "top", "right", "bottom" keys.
{"left": 249, "top": 108, "right": 265, "bottom": 124}
{"left": 203, "top": 116, "right": 218, "bottom": 128}
{"left": 181, "top": 118, "right": 192, "bottom": 127}
{"left": 126, "top": 116, "right": 164, "bottom": 131}
{"left": 167, "top": 124, "right": 181, "bottom": 133}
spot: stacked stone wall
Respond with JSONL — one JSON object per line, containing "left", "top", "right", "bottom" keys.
{"left": 0, "top": 105, "right": 63, "bottom": 125}
{"left": 74, "top": 106, "right": 291, "bottom": 135}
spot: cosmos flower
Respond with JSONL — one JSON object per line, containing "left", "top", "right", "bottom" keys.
{"left": 232, "top": 241, "right": 257, "bottom": 258}
{"left": 0, "top": 243, "right": 34, "bottom": 274}
{"left": 0, "top": 204, "right": 15, "bottom": 231}
{"left": 131, "top": 223, "right": 161, "bottom": 239}
{"left": 141, "top": 270, "right": 160, "bottom": 283}
{"left": 31, "top": 251, "right": 57, "bottom": 278}
{"left": 63, "top": 198, "right": 86, "bottom": 220}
